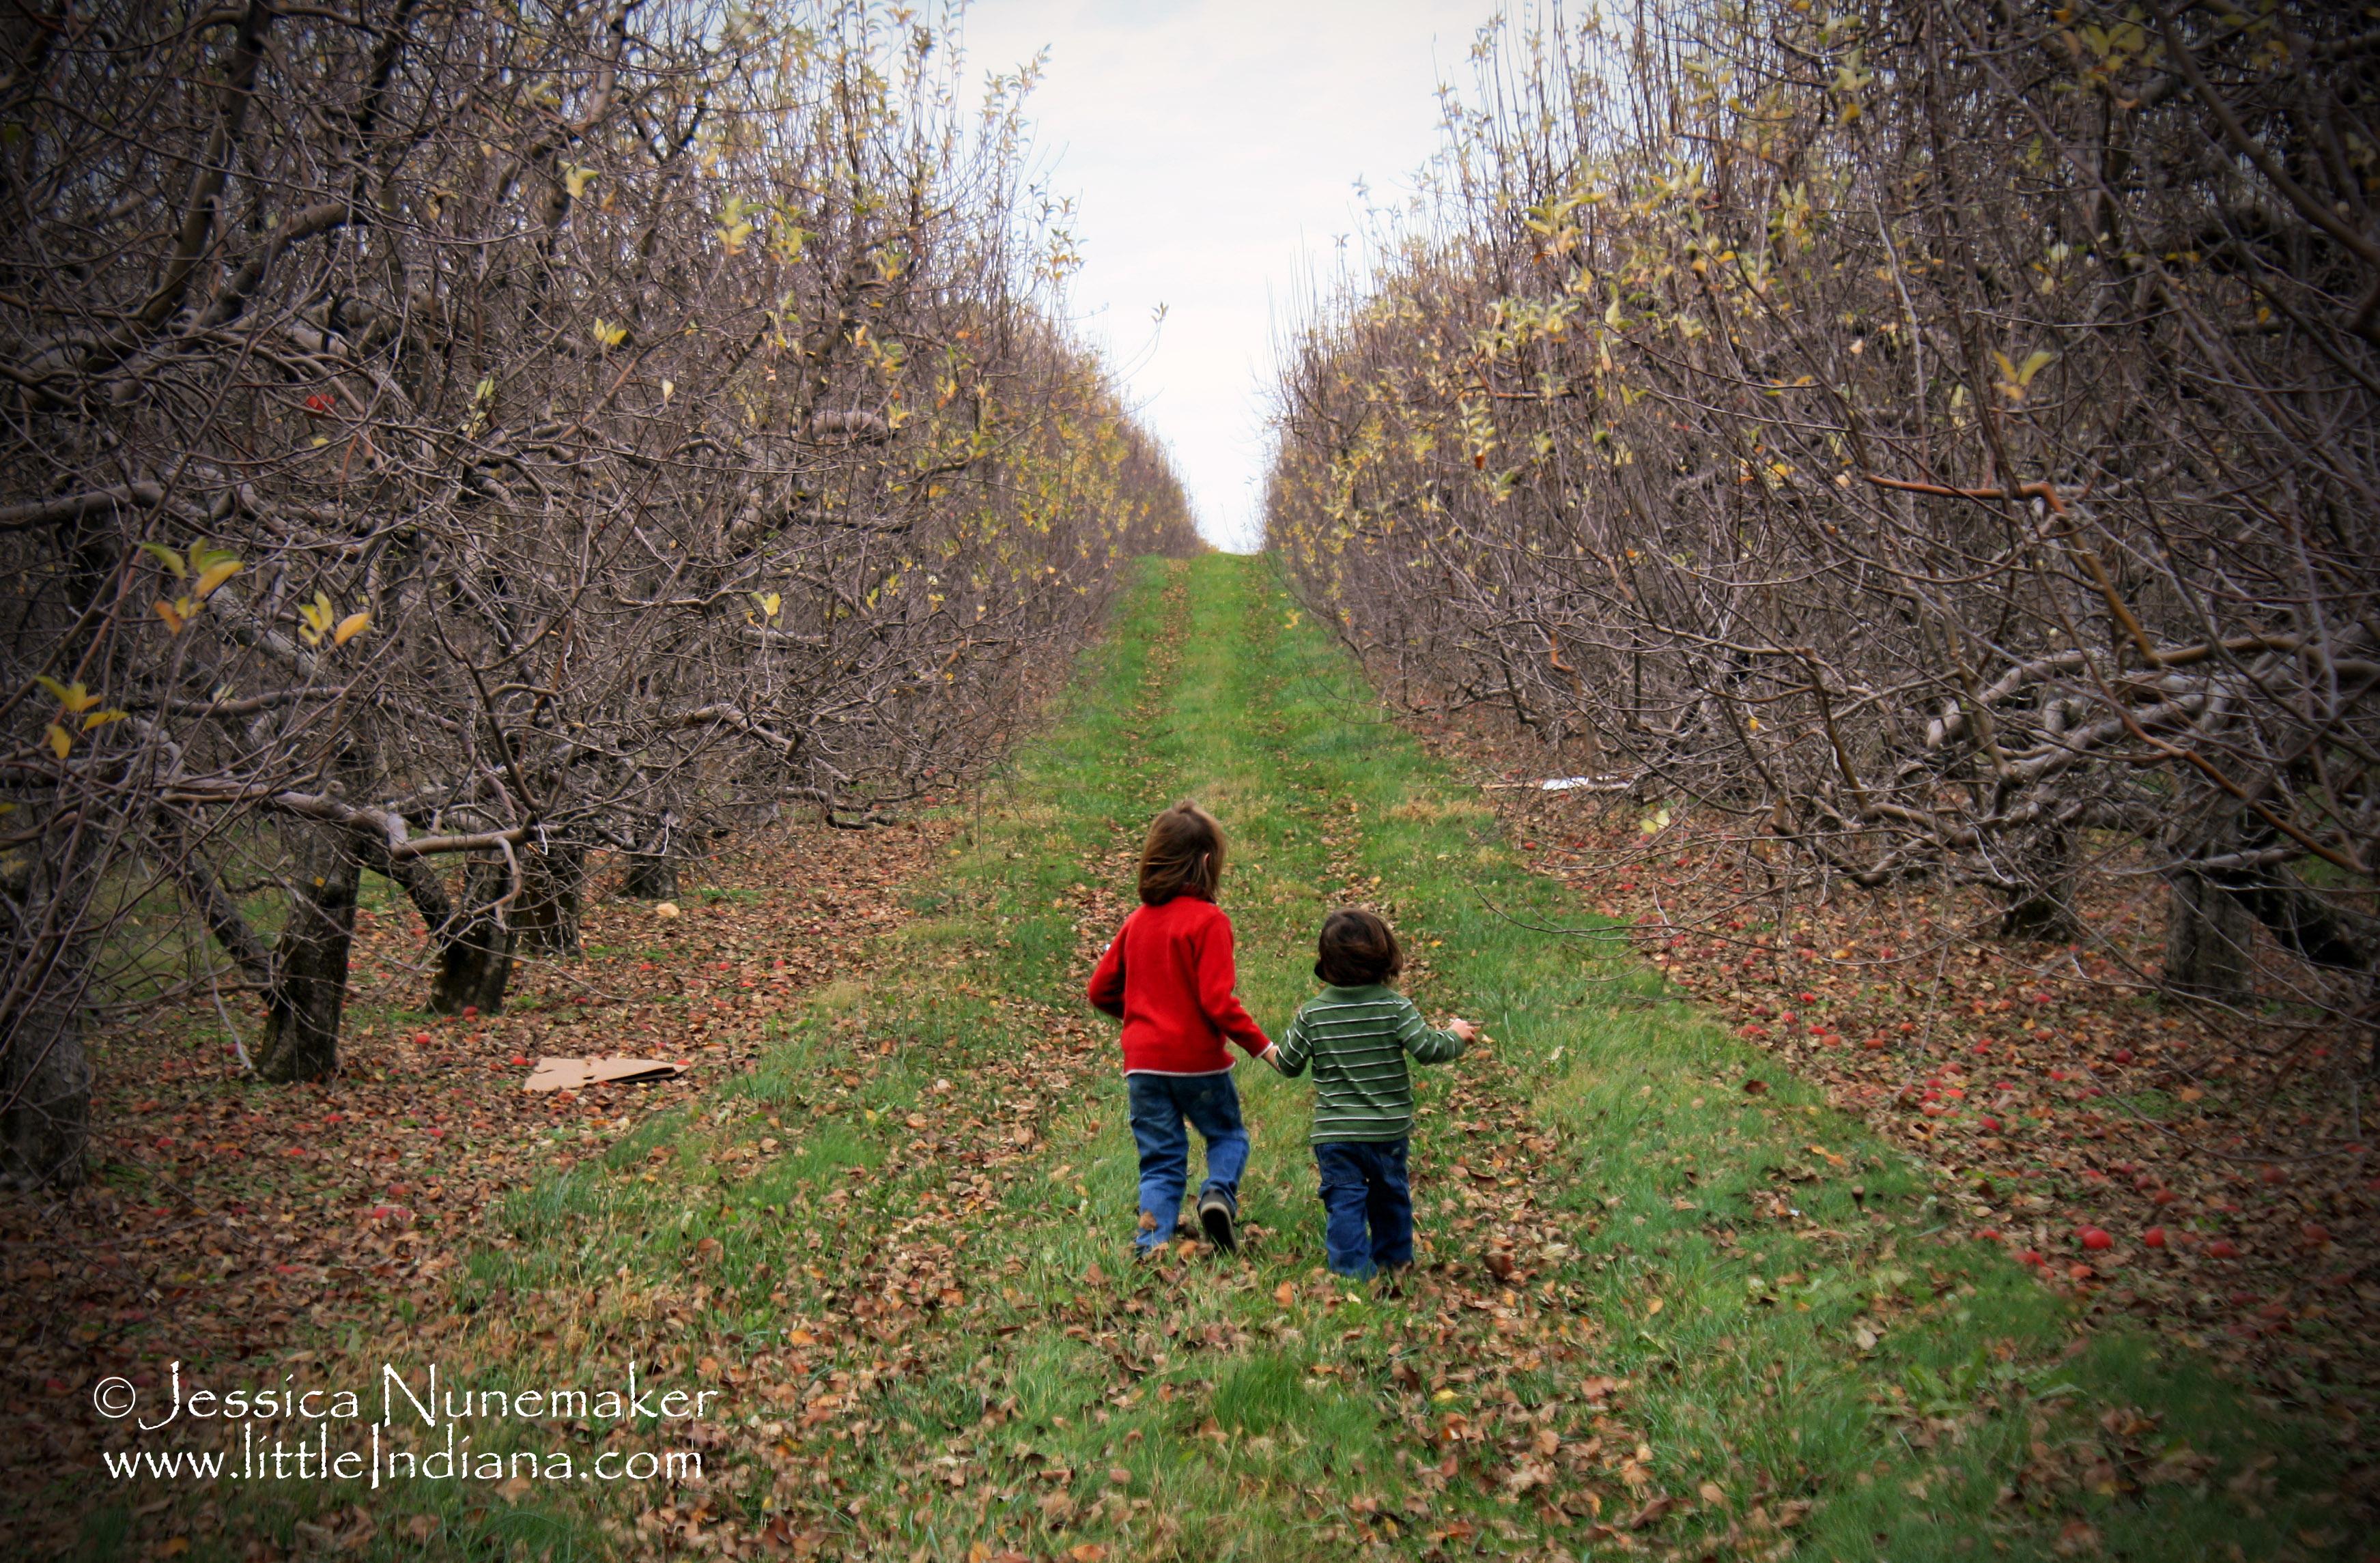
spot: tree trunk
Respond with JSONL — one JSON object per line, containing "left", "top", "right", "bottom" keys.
{"left": 1, "top": 835, "right": 94, "bottom": 1190}
{"left": 2229, "top": 875, "right": 2370, "bottom": 975}
{"left": 0, "top": 960, "right": 90, "bottom": 1191}
{"left": 430, "top": 855, "right": 516, "bottom": 1016}
{"left": 623, "top": 852, "right": 677, "bottom": 900}
{"left": 2163, "top": 867, "right": 2256, "bottom": 1001}
{"left": 2190, "top": 812, "right": 2373, "bottom": 993}
{"left": 517, "top": 837, "right": 585, "bottom": 958}
{"left": 1998, "top": 827, "right": 2080, "bottom": 942}
{"left": 1998, "top": 887, "right": 2076, "bottom": 941}
{"left": 257, "top": 824, "right": 360, "bottom": 1082}
{"left": 623, "top": 814, "right": 679, "bottom": 900}
{"left": 352, "top": 834, "right": 455, "bottom": 937}
{"left": 165, "top": 833, "right": 274, "bottom": 981}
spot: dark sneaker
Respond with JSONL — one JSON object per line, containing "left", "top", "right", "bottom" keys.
{"left": 1196, "top": 1188, "right": 1238, "bottom": 1252}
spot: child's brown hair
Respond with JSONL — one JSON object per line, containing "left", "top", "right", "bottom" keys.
{"left": 1138, "top": 802, "right": 1226, "bottom": 905}
{"left": 1315, "top": 908, "right": 1403, "bottom": 986}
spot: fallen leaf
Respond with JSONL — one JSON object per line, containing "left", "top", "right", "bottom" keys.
{"left": 1624, "top": 1495, "right": 1675, "bottom": 1529}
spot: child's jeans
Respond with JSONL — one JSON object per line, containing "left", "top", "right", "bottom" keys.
{"left": 1314, "top": 1139, "right": 1413, "bottom": 1278}
{"left": 1126, "top": 1071, "right": 1249, "bottom": 1249}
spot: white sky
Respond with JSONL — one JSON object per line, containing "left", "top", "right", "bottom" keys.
{"left": 956, "top": 0, "right": 1490, "bottom": 551}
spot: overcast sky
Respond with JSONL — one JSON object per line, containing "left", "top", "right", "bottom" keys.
{"left": 956, "top": 0, "right": 1490, "bottom": 551}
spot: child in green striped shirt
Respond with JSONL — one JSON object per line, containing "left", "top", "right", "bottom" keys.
{"left": 1267, "top": 909, "right": 1475, "bottom": 1279}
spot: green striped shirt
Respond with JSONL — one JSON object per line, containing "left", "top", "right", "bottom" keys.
{"left": 1272, "top": 984, "right": 1467, "bottom": 1144}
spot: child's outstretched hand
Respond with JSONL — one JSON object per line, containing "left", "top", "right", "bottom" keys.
{"left": 1256, "top": 1042, "right": 1288, "bottom": 1074}
{"left": 1447, "top": 1018, "right": 1481, "bottom": 1043}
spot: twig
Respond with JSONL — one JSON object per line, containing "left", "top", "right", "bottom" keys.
{"left": 210, "top": 972, "right": 254, "bottom": 1075}
{"left": 1471, "top": 886, "right": 1629, "bottom": 945}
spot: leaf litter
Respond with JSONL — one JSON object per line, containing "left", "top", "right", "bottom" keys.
{"left": 1408, "top": 702, "right": 2377, "bottom": 1525}
{"left": 0, "top": 818, "right": 948, "bottom": 1555}
{"left": 4, "top": 559, "right": 2366, "bottom": 1558}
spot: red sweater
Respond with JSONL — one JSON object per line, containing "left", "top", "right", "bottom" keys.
{"left": 1086, "top": 894, "right": 1273, "bottom": 1074}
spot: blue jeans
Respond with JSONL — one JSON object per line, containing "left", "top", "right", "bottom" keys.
{"left": 1315, "top": 1140, "right": 1413, "bottom": 1278}
{"left": 1126, "top": 1071, "right": 1249, "bottom": 1248}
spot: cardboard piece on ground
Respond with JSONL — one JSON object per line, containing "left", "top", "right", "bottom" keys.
{"left": 523, "top": 1056, "right": 689, "bottom": 1093}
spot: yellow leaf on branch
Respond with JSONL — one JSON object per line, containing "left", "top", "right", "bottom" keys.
{"left": 34, "top": 676, "right": 100, "bottom": 714}
{"left": 193, "top": 558, "right": 242, "bottom": 599}
{"left": 296, "top": 590, "right": 337, "bottom": 647}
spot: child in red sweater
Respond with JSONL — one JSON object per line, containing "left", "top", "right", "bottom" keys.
{"left": 1087, "top": 802, "right": 1275, "bottom": 1253}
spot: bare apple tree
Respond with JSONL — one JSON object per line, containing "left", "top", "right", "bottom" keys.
{"left": 0, "top": 0, "right": 1195, "bottom": 1186}
{"left": 1271, "top": 0, "right": 2376, "bottom": 1061}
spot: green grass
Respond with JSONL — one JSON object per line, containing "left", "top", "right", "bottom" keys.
{"left": 141, "top": 555, "right": 2355, "bottom": 1562}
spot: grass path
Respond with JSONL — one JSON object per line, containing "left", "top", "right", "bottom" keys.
{"left": 179, "top": 556, "right": 2349, "bottom": 1562}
